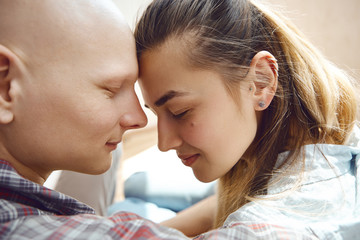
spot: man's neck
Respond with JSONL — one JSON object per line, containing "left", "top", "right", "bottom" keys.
{"left": 0, "top": 152, "right": 48, "bottom": 185}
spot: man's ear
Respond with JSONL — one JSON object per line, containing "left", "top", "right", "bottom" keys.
{"left": 248, "top": 51, "right": 278, "bottom": 111}
{"left": 0, "top": 45, "right": 15, "bottom": 124}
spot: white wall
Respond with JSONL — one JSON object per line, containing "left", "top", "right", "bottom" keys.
{"left": 270, "top": 0, "right": 360, "bottom": 77}
{"left": 115, "top": 0, "right": 152, "bottom": 30}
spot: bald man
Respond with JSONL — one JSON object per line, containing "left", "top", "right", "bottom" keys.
{"left": 0, "top": 1, "right": 190, "bottom": 239}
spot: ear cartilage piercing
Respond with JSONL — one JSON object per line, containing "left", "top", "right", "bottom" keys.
{"left": 266, "top": 56, "right": 279, "bottom": 75}
{"left": 259, "top": 101, "right": 266, "bottom": 108}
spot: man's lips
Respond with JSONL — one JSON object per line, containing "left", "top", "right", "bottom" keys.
{"left": 178, "top": 154, "right": 200, "bottom": 167}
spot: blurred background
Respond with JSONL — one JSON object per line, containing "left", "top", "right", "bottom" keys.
{"left": 113, "top": 0, "right": 360, "bottom": 200}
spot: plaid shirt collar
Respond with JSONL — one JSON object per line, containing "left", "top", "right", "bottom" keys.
{"left": 0, "top": 159, "right": 94, "bottom": 223}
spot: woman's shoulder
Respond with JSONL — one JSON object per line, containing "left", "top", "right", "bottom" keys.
{"left": 223, "top": 197, "right": 357, "bottom": 240}
{"left": 346, "top": 122, "right": 360, "bottom": 148}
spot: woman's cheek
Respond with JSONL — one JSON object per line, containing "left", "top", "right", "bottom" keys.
{"left": 183, "top": 121, "right": 212, "bottom": 147}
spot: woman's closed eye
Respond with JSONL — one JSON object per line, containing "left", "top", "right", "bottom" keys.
{"left": 172, "top": 109, "right": 190, "bottom": 119}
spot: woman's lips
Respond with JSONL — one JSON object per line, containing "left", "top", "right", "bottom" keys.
{"left": 106, "top": 141, "right": 120, "bottom": 151}
{"left": 178, "top": 154, "right": 200, "bottom": 167}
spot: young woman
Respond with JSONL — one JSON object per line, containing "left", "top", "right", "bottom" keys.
{"left": 135, "top": 0, "right": 360, "bottom": 238}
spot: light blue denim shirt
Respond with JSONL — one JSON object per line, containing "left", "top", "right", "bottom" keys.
{"left": 225, "top": 125, "right": 360, "bottom": 239}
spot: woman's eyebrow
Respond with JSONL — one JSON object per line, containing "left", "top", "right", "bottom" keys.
{"left": 144, "top": 90, "right": 189, "bottom": 109}
{"left": 156, "top": 90, "right": 189, "bottom": 107}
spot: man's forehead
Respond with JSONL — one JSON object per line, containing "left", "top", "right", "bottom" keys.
{"left": 0, "top": 0, "right": 126, "bottom": 40}
{"left": 0, "top": 0, "right": 130, "bottom": 63}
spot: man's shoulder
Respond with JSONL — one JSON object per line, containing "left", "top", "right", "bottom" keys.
{"left": 0, "top": 208, "right": 104, "bottom": 239}
{"left": 0, "top": 198, "right": 49, "bottom": 224}
{"left": 0, "top": 159, "right": 95, "bottom": 217}
{"left": 0, "top": 211, "right": 189, "bottom": 239}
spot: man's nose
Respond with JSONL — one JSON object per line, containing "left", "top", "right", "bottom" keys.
{"left": 119, "top": 94, "right": 148, "bottom": 130}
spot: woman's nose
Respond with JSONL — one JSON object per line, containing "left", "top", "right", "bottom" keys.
{"left": 157, "top": 118, "right": 182, "bottom": 152}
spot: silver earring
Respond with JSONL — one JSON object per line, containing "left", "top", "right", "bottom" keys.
{"left": 259, "top": 101, "right": 266, "bottom": 108}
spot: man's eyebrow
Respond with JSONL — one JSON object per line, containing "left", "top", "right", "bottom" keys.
{"left": 144, "top": 90, "right": 188, "bottom": 108}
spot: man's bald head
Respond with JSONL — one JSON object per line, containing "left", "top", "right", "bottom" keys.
{"left": 0, "top": 0, "right": 145, "bottom": 183}
{"left": 0, "top": 0, "right": 130, "bottom": 66}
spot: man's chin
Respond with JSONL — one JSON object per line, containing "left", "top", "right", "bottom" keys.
{"left": 78, "top": 157, "right": 113, "bottom": 175}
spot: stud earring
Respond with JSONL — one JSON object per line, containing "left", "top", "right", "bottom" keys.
{"left": 258, "top": 101, "right": 266, "bottom": 108}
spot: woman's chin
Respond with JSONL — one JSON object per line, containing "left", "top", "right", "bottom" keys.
{"left": 193, "top": 171, "right": 218, "bottom": 183}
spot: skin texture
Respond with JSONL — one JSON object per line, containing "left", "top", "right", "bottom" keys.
{"left": 139, "top": 41, "right": 277, "bottom": 183}
{"left": 0, "top": 0, "right": 147, "bottom": 185}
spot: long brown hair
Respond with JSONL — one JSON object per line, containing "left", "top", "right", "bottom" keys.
{"left": 135, "top": 0, "right": 357, "bottom": 227}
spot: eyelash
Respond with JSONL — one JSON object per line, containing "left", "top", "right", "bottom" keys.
{"left": 104, "top": 87, "right": 121, "bottom": 98}
{"left": 172, "top": 110, "right": 189, "bottom": 119}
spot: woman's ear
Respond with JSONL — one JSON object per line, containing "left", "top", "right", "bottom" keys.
{"left": 0, "top": 45, "right": 15, "bottom": 124}
{"left": 248, "top": 51, "right": 278, "bottom": 111}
